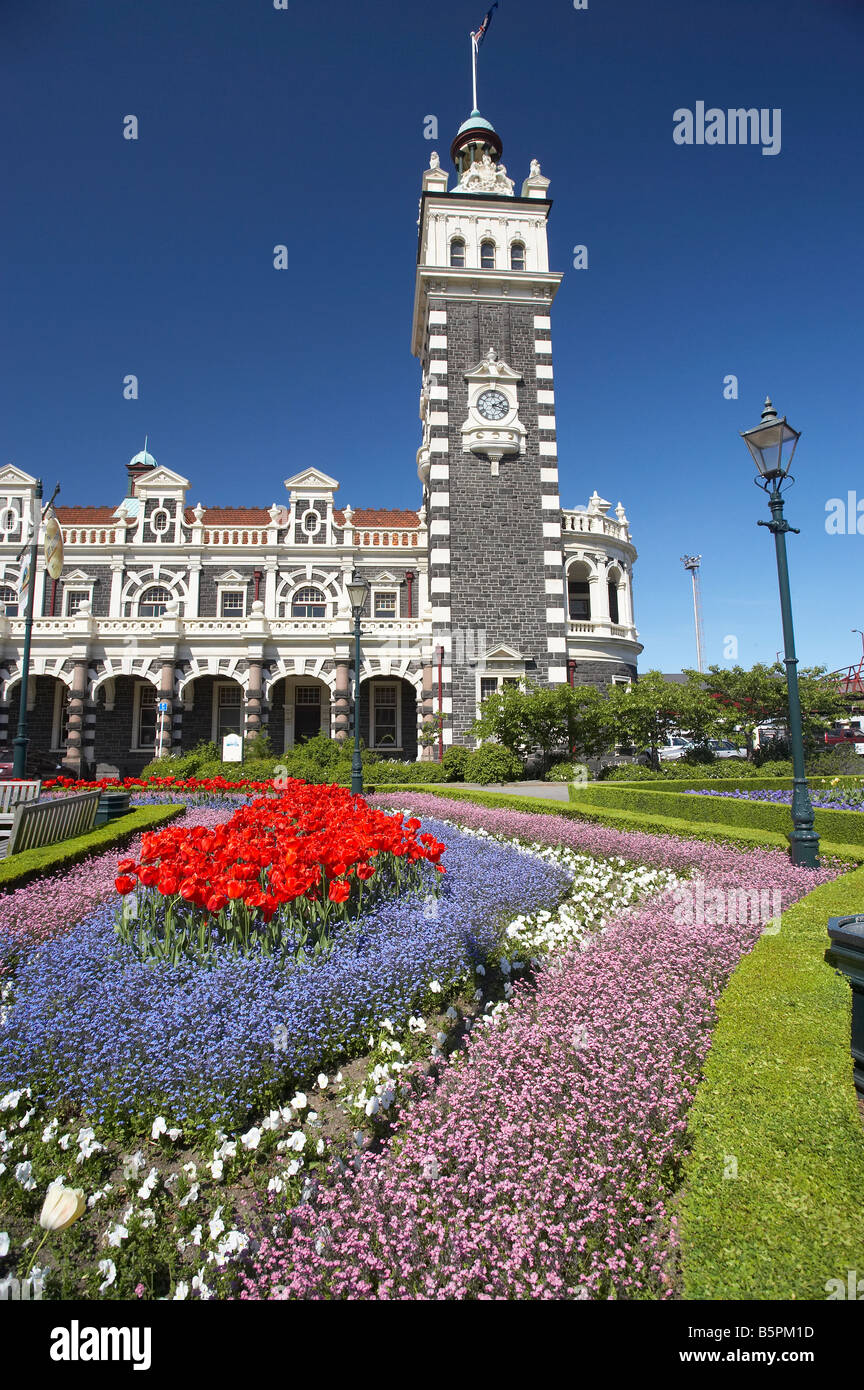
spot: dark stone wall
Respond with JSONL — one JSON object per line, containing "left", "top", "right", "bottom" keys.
{"left": 198, "top": 568, "right": 256, "bottom": 618}
{"left": 568, "top": 660, "right": 638, "bottom": 692}
{"left": 427, "top": 294, "right": 564, "bottom": 741}
{"left": 180, "top": 675, "right": 220, "bottom": 751}
{"left": 94, "top": 676, "right": 148, "bottom": 773}
{"left": 27, "top": 676, "right": 63, "bottom": 754}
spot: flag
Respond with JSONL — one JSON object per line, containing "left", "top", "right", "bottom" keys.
{"left": 44, "top": 505, "right": 64, "bottom": 580}
{"left": 471, "top": 2, "right": 498, "bottom": 48}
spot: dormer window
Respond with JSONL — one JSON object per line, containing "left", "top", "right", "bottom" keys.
{"left": 510, "top": 241, "right": 526, "bottom": 270}
{"left": 480, "top": 240, "right": 496, "bottom": 270}
{"left": 450, "top": 238, "right": 466, "bottom": 267}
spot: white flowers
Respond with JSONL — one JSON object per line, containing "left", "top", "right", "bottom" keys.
{"left": 317, "top": 1073, "right": 329, "bottom": 1089}
{"left": 0, "top": 1089, "right": 26, "bottom": 1111}
{"left": 75, "top": 1127, "right": 104, "bottom": 1162}
{"left": 122, "top": 1151, "right": 145, "bottom": 1181}
{"left": 178, "top": 1183, "right": 200, "bottom": 1209}
{"left": 208, "top": 1207, "right": 225, "bottom": 1241}
{"left": 105, "top": 1222, "right": 129, "bottom": 1247}
{"left": 137, "top": 1168, "right": 159, "bottom": 1201}
{"left": 286, "top": 1130, "right": 306, "bottom": 1153}
{"left": 209, "top": 1159, "right": 224, "bottom": 1182}
{"left": 14, "top": 1161, "right": 36, "bottom": 1191}
{"left": 151, "top": 1116, "right": 167, "bottom": 1141}
{"left": 0, "top": 1232, "right": 9, "bottom": 1257}
{"left": 240, "top": 1127, "right": 261, "bottom": 1151}
{"left": 97, "top": 1259, "right": 117, "bottom": 1292}
{"left": 429, "top": 980, "right": 442, "bottom": 994}
{"left": 290, "top": 1092, "right": 308, "bottom": 1112}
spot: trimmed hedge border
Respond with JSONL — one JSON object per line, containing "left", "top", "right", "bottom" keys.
{"left": 382, "top": 785, "right": 864, "bottom": 863}
{"left": 680, "top": 866, "right": 864, "bottom": 1299}
{"left": 566, "top": 782, "right": 864, "bottom": 852}
{"left": 0, "top": 805, "right": 184, "bottom": 890}
{"left": 603, "top": 775, "right": 863, "bottom": 794}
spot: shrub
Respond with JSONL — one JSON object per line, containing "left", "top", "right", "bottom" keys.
{"left": 441, "top": 745, "right": 470, "bottom": 782}
{"left": 244, "top": 730, "right": 274, "bottom": 761}
{"left": 680, "top": 744, "right": 716, "bottom": 766}
{"left": 807, "top": 746, "right": 864, "bottom": 776}
{"left": 463, "top": 744, "right": 524, "bottom": 785}
{"left": 372, "top": 760, "right": 446, "bottom": 783}
{"left": 545, "top": 759, "right": 587, "bottom": 782}
{"left": 140, "top": 742, "right": 219, "bottom": 779}
{"left": 597, "top": 764, "right": 660, "bottom": 781}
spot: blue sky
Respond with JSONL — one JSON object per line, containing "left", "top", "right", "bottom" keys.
{"left": 1, "top": 0, "right": 862, "bottom": 674}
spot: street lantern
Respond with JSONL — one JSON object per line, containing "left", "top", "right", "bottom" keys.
{"left": 740, "top": 397, "right": 801, "bottom": 482}
{"left": 742, "top": 397, "right": 819, "bottom": 868}
{"left": 347, "top": 572, "right": 369, "bottom": 796}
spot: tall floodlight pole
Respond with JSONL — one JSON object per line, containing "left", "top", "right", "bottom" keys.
{"left": 681, "top": 555, "right": 705, "bottom": 673}
{"left": 346, "top": 573, "right": 369, "bottom": 797}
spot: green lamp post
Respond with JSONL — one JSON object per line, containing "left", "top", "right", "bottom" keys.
{"left": 12, "top": 479, "right": 44, "bottom": 779}
{"left": 346, "top": 572, "right": 369, "bottom": 797}
{"left": 741, "top": 397, "right": 819, "bottom": 868}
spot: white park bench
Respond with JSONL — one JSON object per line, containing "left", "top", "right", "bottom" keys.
{"left": 0, "top": 789, "right": 101, "bottom": 860}
{"left": 0, "top": 780, "right": 42, "bottom": 814}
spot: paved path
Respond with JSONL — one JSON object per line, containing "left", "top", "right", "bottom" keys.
{"left": 459, "top": 781, "right": 571, "bottom": 802}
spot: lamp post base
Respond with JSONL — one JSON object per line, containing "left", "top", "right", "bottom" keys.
{"left": 12, "top": 735, "right": 29, "bottom": 780}
{"left": 788, "top": 828, "right": 820, "bottom": 869}
{"left": 351, "top": 753, "right": 364, "bottom": 797}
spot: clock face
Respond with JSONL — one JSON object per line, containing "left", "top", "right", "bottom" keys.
{"left": 476, "top": 389, "right": 509, "bottom": 421}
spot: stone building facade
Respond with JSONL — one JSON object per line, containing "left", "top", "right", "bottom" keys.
{"left": 0, "top": 107, "right": 641, "bottom": 775}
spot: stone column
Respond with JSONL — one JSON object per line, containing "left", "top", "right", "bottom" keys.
{"left": 420, "top": 661, "right": 435, "bottom": 760}
{"left": 591, "top": 569, "right": 610, "bottom": 628}
{"left": 333, "top": 658, "right": 350, "bottom": 742}
{"left": 64, "top": 658, "right": 89, "bottom": 775}
{"left": 157, "top": 659, "right": 175, "bottom": 757}
{"left": 245, "top": 659, "right": 263, "bottom": 740}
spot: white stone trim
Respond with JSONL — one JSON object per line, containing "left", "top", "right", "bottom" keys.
{"left": 430, "top": 519, "right": 450, "bottom": 535}
{"left": 429, "top": 492, "right": 450, "bottom": 507}
{"left": 543, "top": 521, "right": 562, "bottom": 537}
{"left": 428, "top": 360, "right": 448, "bottom": 375}
{"left": 545, "top": 578, "right": 564, "bottom": 594}
{"left": 547, "top": 665, "right": 568, "bottom": 682}
{"left": 429, "top": 437, "right": 450, "bottom": 453}
{"left": 546, "top": 608, "right": 566, "bottom": 624}
{"left": 535, "top": 364, "right": 554, "bottom": 379}
{"left": 533, "top": 316, "right": 551, "bottom": 329}
{"left": 429, "top": 310, "right": 447, "bottom": 325}
{"left": 538, "top": 418, "right": 557, "bottom": 432}
{"left": 430, "top": 547, "right": 450, "bottom": 564}
{"left": 537, "top": 389, "right": 555, "bottom": 404}
{"left": 428, "top": 335, "right": 448, "bottom": 350}
{"left": 430, "top": 576, "right": 451, "bottom": 592}
{"left": 429, "top": 384, "right": 448, "bottom": 400}
{"left": 534, "top": 340, "right": 553, "bottom": 354}
{"left": 541, "top": 494, "right": 561, "bottom": 509}
{"left": 544, "top": 549, "right": 563, "bottom": 566}
{"left": 540, "top": 467, "right": 559, "bottom": 483}
{"left": 429, "top": 412, "right": 449, "bottom": 425}
{"left": 429, "top": 463, "right": 450, "bottom": 480}
{"left": 430, "top": 605, "right": 451, "bottom": 621}
{"left": 539, "top": 442, "right": 558, "bottom": 457}
{"left": 547, "top": 636, "right": 567, "bottom": 653}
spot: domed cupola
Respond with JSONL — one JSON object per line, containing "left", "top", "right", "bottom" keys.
{"left": 449, "top": 109, "right": 514, "bottom": 196}
{"left": 450, "top": 108, "right": 503, "bottom": 177}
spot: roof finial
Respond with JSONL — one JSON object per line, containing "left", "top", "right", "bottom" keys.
{"left": 761, "top": 396, "right": 778, "bottom": 422}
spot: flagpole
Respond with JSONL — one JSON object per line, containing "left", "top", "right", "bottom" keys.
{"left": 471, "top": 34, "right": 478, "bottom": 111}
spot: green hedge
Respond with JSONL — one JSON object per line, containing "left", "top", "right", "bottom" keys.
{"left": 373, "top": 785, "right": 864, "bottom": 862}
{"left": 599, "top": 775, "right": 863, "bottom": 794}
{"left": 680, "top": 867, "right": 864, "bottom": 1299}
{"left": 565, "top": 782, "right": 864, "bottom": 851}
{"left": 0, "top": 805, "right": 185, "bottom": 890}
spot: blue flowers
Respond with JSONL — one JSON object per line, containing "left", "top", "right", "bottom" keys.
{"left": 0, "top": 820, "right": 569, "bottom": 1134}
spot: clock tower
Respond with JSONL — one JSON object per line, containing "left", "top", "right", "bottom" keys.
{"left": 412, "top": 109, "right": 568, "bottom": 746}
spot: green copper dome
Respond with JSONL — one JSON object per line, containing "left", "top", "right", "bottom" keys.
{"left": 455, "top": 109, "right": 496, "bottom": 137}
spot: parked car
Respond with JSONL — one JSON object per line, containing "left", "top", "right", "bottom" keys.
{"left": 637, "top": 736, "right": 693, "bottom": 766}
{"left": 0, "top": 745, "right": 65, "bottom": 781}
{"left": 824, "top": 725, "right": 864, "bottom": 746}
{"left": 707, "top": 738, "right": 748, "bottom": 759}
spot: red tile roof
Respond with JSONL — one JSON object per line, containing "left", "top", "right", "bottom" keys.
{"left": 336, "top": 508, "right": 420, "bottom": 527}
{"left": 184, "top": 507, "right": 271, "bottom": 525}
{"left": 57, "top": 507, "right": 118, "bottom": 524}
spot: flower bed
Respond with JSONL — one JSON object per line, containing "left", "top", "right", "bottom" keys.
{"left": 685, "top": 785, "right": 864, "bottom": 812}
{"left": 238, "top": 805, "right": 837, "bottom": 1300}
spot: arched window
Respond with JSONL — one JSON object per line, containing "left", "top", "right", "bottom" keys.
{"left": 510, "top": 241, "right": 526, "bottom": 270}
{"left": 567, "top": 565, "right": 591, "bottom": 621}
{"left": 449, "top": 238, "right": 466, "bottom": 267}
{"left": 0, "top": 585, "right": 18, "bottom": 617}
{"left": 480, "top": 240, "right": 496, "bottom": 270}
{"left": 608, "top": 582, "right": 620, "bottom": 625}
{"left": 139, "top": 585, "right": 172, "bottom": 617}
{"left": 291, "top": 586, "right": 326, "bottom": 619}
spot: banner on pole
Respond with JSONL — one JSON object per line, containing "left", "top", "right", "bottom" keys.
{"left": 44, "top": 507, "right": 64, "bottom": 580}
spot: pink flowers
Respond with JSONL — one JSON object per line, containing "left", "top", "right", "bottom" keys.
{"left": 237, "top": 796, "right": 841, "bottom": 1300}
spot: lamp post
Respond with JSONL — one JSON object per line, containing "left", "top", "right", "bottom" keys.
{"left": 741, "top": 397, "right": 819, "bottom": 868}
{"left": 346, "top": 572, "right": 369, "bottom": 796}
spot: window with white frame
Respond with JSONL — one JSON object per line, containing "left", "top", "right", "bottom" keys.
{"left": 479, "top": 676, "right": 498, "bottom": 703}
{"left": 450, "top": 237, "right": 465, "bottom": 267}
{"left": 373, "top": 589, "right": 397, "bottom": 619}
{"left": 214, "top": 683, "right": 243, "bottom": 743}
{"left": 372, "top": 683, "right": 399, "bottom": 748}
{"left": 295, "top": 685, "right": 321, "bottom": 706}
{"left": 139, "top": 585, "right": 173, "bottom": 617}
{"left": 0, "top": 585, "right": 18, "bottom": 617}
{"left": 134, "top": 684, "right": 158, "bottom": 751}
{"left": 480, "top": 240, "right": 496, "bottom": 269}
{"left": 510, "top": 241, "right": 526, "bottom": 271}
{"left": 291, "top": 586, "right": 326, "bottom": 619}
{"left": 220, "top": 590, "right": 245, "bottom": 618}
{"left": 64, "top": 589, "right": 91, "bottom": 616}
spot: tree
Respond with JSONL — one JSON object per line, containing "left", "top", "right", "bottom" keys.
{"left": 470, "top": 680, "right": 611, "bottom": 772}
{"left": 690, "top": 664, "right": 846, "bottom": 756}
{"left": 603, "top": 670, "right": 685, "bottom": 768}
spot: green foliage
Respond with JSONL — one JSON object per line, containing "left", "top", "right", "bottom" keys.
{"left": 244, "top": 729, "right": 274, "bottom": 761}
{"left": 140, "top": 741, "right": 219, "bottom": 779}
{"left": 471, "top": 680, "right": 609, "bottom": 769}
{"left": 599, "top": 759, "right": 793, "bottom": 781}
{"left": 441, "top": 745, "right": 470, "bottom": 782}
{"left": 691, "top": 662, "right": 847, "bottom": 753}
{"left": 371, "top": 760, "right": 446, "bottom": 783}
{"left": 544, "top": 760, "right": 587, "bottom": 782}
{"left": 566, "top": 781, "right": 864, "bottom": 850}
{"left": 0, "top": 805, "right": 184, "bottom": 889}
{"left": 807, "top": 746, "right": 864, "bottom": 776}
{"left": 680, "top": 867, "right": 864, "bottom": 1298}
{"left": 463, "top": 743, "right": 525, "bottom": 785}
{"left": 598, "top": 763, "right": 665, "bottom": 781}
{"left": 604, "top": 670, "right": 734, "bottom": 767}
